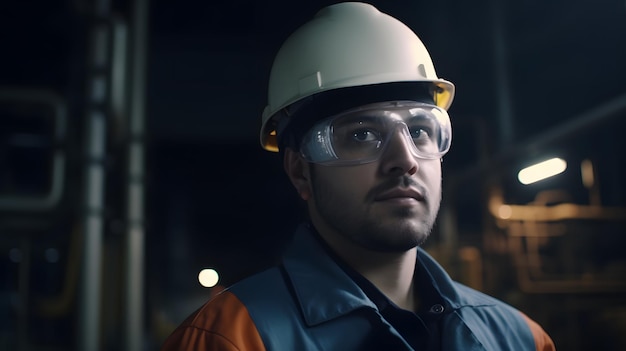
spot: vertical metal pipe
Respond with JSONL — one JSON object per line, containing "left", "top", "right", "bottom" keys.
{"left": 490, "top": 0, "right": 515, "bottom": 146}
{"left": 124, "top": 0, "right": 149, "bottom": 349}
{"left": 16, "top": 237, "right": 31, "bottom": 351}
{"left": 79, "top": 0, "right": 110, "bottom": 347}
{"left": 79, "top": 110, "right": 107, "bottom": 351}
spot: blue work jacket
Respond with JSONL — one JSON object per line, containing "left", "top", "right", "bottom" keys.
{"left": 161, "top": 223, "right": 555, "bottom": 350}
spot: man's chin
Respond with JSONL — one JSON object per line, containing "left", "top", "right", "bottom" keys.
{"left": 361, "top": 226, "right": 431, "bottom": 252}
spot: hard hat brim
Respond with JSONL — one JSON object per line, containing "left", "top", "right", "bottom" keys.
{"left": 260, "top": 80, "right": 455, "bottom": 152}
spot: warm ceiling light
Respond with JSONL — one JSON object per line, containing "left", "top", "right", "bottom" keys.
{"left": 518, "top": 158, "right": 567, "bottom": 185}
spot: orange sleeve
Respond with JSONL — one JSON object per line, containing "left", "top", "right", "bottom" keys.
{"left": 160, "top": 291, "right": 266, "bottom": 351}
{"left": 520, "top": 313, "right": 556, "bottom": 351}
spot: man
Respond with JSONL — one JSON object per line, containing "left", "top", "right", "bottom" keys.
{"left": 161, "top": 2, "right": 555, "bottom": 350}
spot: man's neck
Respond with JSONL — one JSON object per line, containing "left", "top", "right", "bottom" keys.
{"left": 318, "top": 229, "right": 419, "bottom": 311}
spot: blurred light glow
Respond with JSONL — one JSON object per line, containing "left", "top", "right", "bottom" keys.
{"left": 580, "top": 159, "right": 595, "bottom": 188}
{"left": 518, "top": 158, "right": 567, "bottom": 185}
{"left": 9, "top": 248, "right": 21, "bottom": 263}
{"left": 44, "top": 248, "right": 60, "bottom": 263}
{"left": 498, "top": 205, "right": 512, "bottom": 219}
{"left": 198, "top": 268, "right": 219, "bottom": 288}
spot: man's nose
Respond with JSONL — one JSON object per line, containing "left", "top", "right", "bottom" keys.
{"left": 379, "top": 125, "right": 419, "bottom": 176}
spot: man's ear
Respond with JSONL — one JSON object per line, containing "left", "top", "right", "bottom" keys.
{"left": 284, "top": 148, "right": 312, "bottom": 201}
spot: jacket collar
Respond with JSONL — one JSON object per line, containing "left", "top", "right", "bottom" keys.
{"left": 281, "top": 223, "right": 494, "bottom": 327}
{"left": 416, "top": 247, "right": 496, "bottom": 310}
{"left": 281, "top": 224, "right": 377, "bottom": 326}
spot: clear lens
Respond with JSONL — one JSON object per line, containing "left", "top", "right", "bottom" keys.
{"left": 300, "top": 101, "right": 451, "bottom": 165}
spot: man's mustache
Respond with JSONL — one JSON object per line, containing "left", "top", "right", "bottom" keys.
{"left": 366, "top": 176, "right": 429, "bottom": 203}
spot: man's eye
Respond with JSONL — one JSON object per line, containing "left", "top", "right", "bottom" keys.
{"left": 407, "top": 115, "right": 437, "bottom": 142}
{"left": 409, "top": 126, "right": 433, "bottom": 142}
{"left": 410, "top": 128, "right": 427, "bottom": 138}
{"left": 351, "top": 129, "right": 379, "bottom": 142}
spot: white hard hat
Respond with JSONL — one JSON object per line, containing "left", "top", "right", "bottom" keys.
{"left": 260, "top": 2, "right": 455, "bottom": 152}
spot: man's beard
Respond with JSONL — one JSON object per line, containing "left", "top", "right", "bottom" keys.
{"left": 310, "top": 168, "right": 441, "bottom": 253}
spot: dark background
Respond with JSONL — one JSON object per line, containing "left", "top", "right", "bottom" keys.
{"left": 1, "top": 0, "right": 626, "bottom": 350}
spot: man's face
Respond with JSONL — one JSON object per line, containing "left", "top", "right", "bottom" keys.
{"left": 305, "top": 126, "right": 443, "bottom": 253}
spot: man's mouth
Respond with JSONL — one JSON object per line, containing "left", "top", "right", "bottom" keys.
{"left": 374, "top": 187, "right": 425, "bottom": 202}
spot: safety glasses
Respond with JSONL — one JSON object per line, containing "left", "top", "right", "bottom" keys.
{"left": 300, "top": 101, "right": 451, "bottom": 165}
